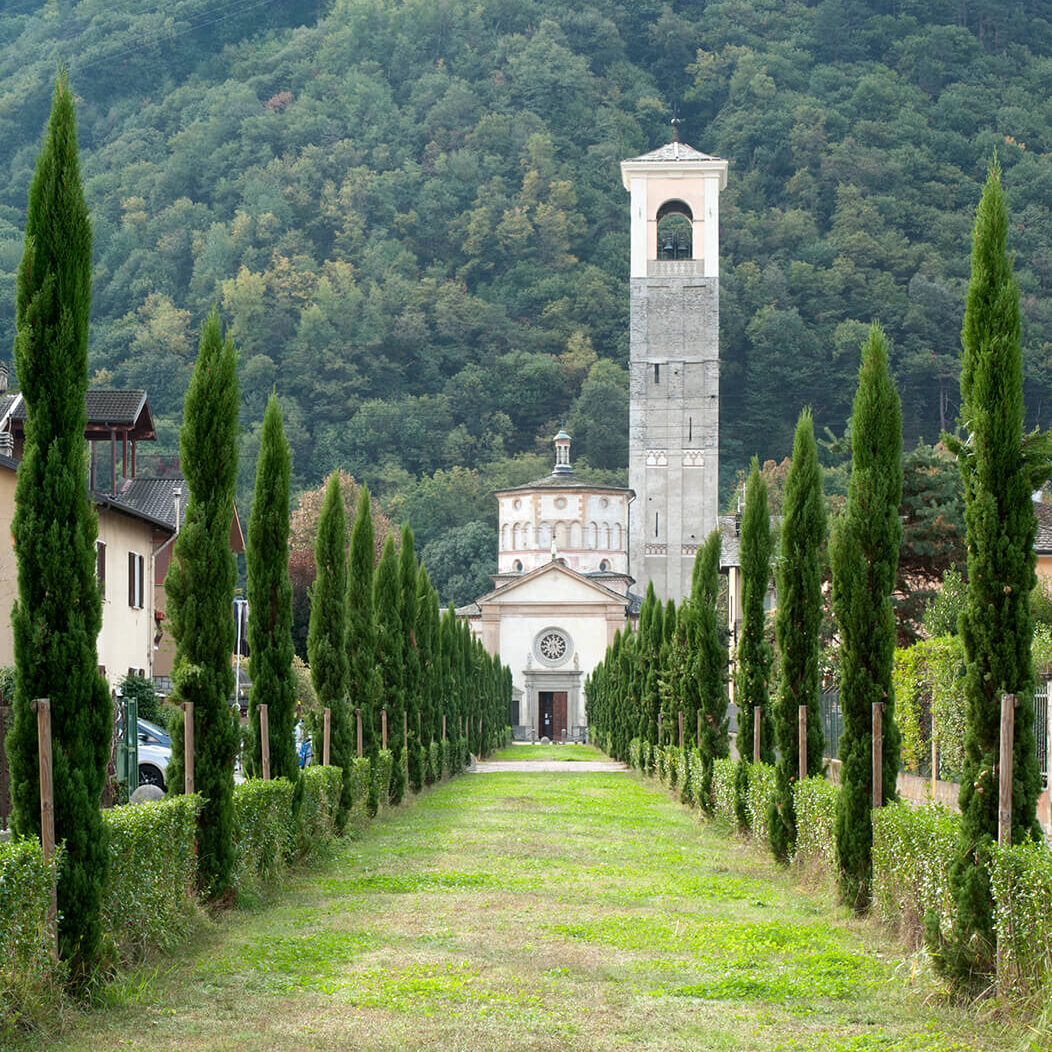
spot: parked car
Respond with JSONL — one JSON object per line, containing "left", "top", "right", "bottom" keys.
{"left": 137, "top": 717, "right": 171, "bottom": 791}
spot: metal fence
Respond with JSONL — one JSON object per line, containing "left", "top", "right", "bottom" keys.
{"left": 819, "top": 688, "right": 1050, "bottom": 787}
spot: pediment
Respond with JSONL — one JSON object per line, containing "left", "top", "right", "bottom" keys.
{"left": 478, "top": 561, "right": 624, "bottom": 607}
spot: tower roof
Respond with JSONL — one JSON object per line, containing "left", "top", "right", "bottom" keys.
{"left": 623, "top": 140, "right": 723, "bottom": 163}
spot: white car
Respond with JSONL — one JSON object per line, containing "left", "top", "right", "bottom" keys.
{"left": 137, "top": 717, "right": 171, "bottom": 791}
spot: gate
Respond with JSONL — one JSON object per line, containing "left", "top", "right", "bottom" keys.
{"left": 1035, "top": 685, "right": 1049, "bottom": 788}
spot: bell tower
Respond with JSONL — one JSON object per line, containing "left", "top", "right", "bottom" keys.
{"left": 621, "top": 137, "right": 729, "bottom": 602}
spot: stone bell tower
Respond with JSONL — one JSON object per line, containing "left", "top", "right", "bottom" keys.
{"left": 621, "top": 136, "right": 729, "bottom": 603}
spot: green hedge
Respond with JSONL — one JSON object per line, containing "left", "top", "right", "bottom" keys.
{"left": 628, "top": 738, "right": 641, "bottom": 770}
{"left": 0, "top": 838, "right": 62, "bottom": 1040}
{"left": 101, "top": 795, "right": 203, "bottom": 960}
{"left": 232, "top": 778, "right": 296, "bottom": 896}
{"left": 297, "top": 766, "right": 343, "bottom": 857}
{"left": 871, "top": 801, "right": 959, "bottom": 945}
{"left": 988, "top": 841, "right": 1052, "bottom": 997}
{"left": 347, "top": 756, "right": 372, "bottom": 806}
{"left": 711, "top": 758, "right": 738, "bottom": 821}
{"left": 746, "top": 762, "right": 777, "bottom": 845}
{"left": 372, "top": 749, "right": 394, "bottom": 807}
{"left": 792, "top": 777, "right": 838, "bottom": 875}
{"left": 427, "top": 742, "right": 441, "bottom": 784}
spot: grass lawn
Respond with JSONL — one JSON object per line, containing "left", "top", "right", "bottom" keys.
{"left": 488, "top": 743, "right": 607, "bottom": 762}
{"left": 49, "top": 771, "right": 1034, "bottom": 1051}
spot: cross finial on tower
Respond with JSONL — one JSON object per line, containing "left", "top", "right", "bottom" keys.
{"left": 670, "top": 115, "right": 682, "bottom": 142}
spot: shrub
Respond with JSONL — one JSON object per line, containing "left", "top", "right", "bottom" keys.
{"left": 792, "top": 777, "right": 839, "bottom": 878}
{"left": 428, "top": 742, "right": 442, "bottom": 784}
{"left": 232, "top": 778, "right": 296, "bottom": 897}
{"left": 441, "top": 739, "right": 452, "bottom": 778}
{"left": 101, "top": 796, "right": 202, "bottom": 961}
{"left": 0, "top": 838, "right": 62, "bottom": 1041}
{"left": 297, "top": 766, "right": 343, "bottom": 857}
{"left": 746, "top": 762, "right": 776, "bottom": 845}
{"left": 372, "top": 749, "right": 394, "bottom": 808}
{"left": 711, "top": 758, "right": 737, "bottom": 822}
{"left": 680, "top": 749, "right": 699, "bottom": 807}
{"left": 988, "top": 841, "right": 1052, "bottom": 998}
{"left": 666, "top": 747, "right": 678, "bottom": 788}
{"left": 872, "top": 802, "right": 959, "bottom": 946}
{"left": 640, "top": 740, "right": 652, "bottom": 774}
{"left": 628, "top": 738, "right": 641, "bottom": 770}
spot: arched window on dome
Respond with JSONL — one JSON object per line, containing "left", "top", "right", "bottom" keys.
{"left": 614, "top": 522, "right": 623, "bottom": 549}
{"left": 604, "top": 523, "right": 612, "bottom": 548}
{"left": 511, "top": 523, "right": 520, "bottom": 550}
{"left": 501, "top": 523, "right": 509, "bottom": 549}
{"left": 589, "top": 522, "right": 598, "bottom": 549}
{"left": 569, "top": 521, "right": 582, "bottom": 548}
{"left": 555, "top": 521, "right": 569, "bottom": 548}
{"left": 538, "top": 521, "right": 552, "bottom": 548}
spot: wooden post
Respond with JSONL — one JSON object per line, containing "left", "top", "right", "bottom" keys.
{"left": 32, "top": 699, "right": 58, "bottom": 962}
{"left": 259, "top": 704, "right": 270, "bottom": 781}
{"left": 356, "top": 707, "right": 363, "bottom": 758}
{"left": 323, "top": 707, "right": 331, "bottom": 766}
{"left": 872, "top": 702, "right": 884, "bottom": 808}
{"left": 183, "top": 701, "right": 194, "bottom": 796}
{"left": 678, "top": 711, "right": 684, "bottom": 750}
{"left": 998, "top": 694, "right": 1016, "bottom": 848}
{"left": 753, "top": 705, "right": 761, "bottom": 765}
{"left": 442, "top": 714, "right": 447, "bottom": 741}
{"left": 381, "top": 708, "right": 388, "bottom": 751}
{"left": 798, "top": 705, "right": 807, "bottom": 782}
{"left": 931, "top": 715, "right": 939, "bottom": 796}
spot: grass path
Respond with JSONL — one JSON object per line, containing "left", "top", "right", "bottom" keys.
{"left": 53, "top": 769, "right": 1027, "bottom": 1051}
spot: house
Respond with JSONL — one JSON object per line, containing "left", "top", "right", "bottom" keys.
{"left": 0, "top": 387, "right": 243, "bottom": 693}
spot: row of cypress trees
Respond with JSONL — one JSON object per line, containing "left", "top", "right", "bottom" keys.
{"left": 308, "top": 474, "right": 513, "bottom": 819}
{"left": 585, "top": 531, "right": 730, "bottom": 809}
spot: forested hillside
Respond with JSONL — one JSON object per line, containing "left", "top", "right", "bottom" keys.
{"left": 1, "top": 0, "right": 1050, "bottom": 603}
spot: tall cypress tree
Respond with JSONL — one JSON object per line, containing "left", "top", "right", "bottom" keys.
{"left": 346, "top": 485, "right": 379, "bottom": 756}
{"left": 933, "top": 161, "right": 1049, "bottom": 985}
{"left": 7, "top": 74, "right": 111, "bottom": 978}
{"left": 769, "top": 410, "right": 827, "bottom": 863}
{"left": 307, "top": 472, "right": 353, "bottom": 830}
{"left": 734, "top": 457, "right": 775, "bottom": 830}
{"left": 736, "top": 457, "right": 775, "bottom": 763}
{"left": 399, "top": 525, "right": 423, "bottom": 792}
{"left": 695, "top": 529, "right": 729, "bottom": 810}
{"left": 374, "top": 534, "right": 405, "bottom": 803}
{"left": 165, "top": 310, "right": 240, "bottom": 899}
{"left": 247, "top": 394, "right": 298, "bottom": 782}
{"left": 831, "top": 324, "right": 903, "bottom": 911}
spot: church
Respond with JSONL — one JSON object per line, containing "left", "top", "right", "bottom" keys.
{"left": 460, "top": 136, "right": 729, "bottom": 740}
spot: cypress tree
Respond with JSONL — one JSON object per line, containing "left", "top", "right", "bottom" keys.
{"left": 247, "top": 394, "right": 298, "bottom": 783}
{"left": 734, "top": 457, "right": 775, "bottom": 830}
{"left": 399, "top": 525, "right": 423, "bottom": 792}
{"left": 374, "top": 535, "right": 405, "bottom": 803}
{"left": 346, "top": 484, "right": 380, "bottom": 810}
{"left": 7, "top": 74, "right": 111, "bottom": 977}
{"left": 306, "top": 471, "right": 353, "bottom": 830}
{"left": 933, "top": 161, "right": 1049, "bottom": 985}
{"left": 769, "top": 410, "right": 827, "bottom": 863}
{"left": 164, "top": 309, "right": 240, "bottom": 898}
{"left": 830, "top": 324, "right": 903, "bottom": 911}
{"left": 695, "top": 529, "right": 729, "bottom": 811}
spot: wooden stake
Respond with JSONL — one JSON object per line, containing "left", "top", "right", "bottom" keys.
{"left": 381, "top": 708, "right": 388, "bottom": 751}
{"left": 872, "top": 702, "right": 884, "bottom": 808}
{"left": 356, "top": 707, "right": 363, "bottom": 758}
{"left": 753, "top": 705, "right": 761, "bottom": 765}
{"left": 259, "top": 704, "right": 270, "bottom": 781}
{"left": 183, "top": 701, "right": 194, "bottom": 796}
{"left": 32, "top": 699, "right": 58, "bottom": 962}
{"left": 323, "top": 708, "right": 331, "bottom": 766}
{"left": 798, "top": 705, "right": 807, "bottom": 782}
{"left": 442, "top": 714, "right": 447, "bottom": 741}
{"left": 998, "top": 694, "right": 1016, "bottom": 848}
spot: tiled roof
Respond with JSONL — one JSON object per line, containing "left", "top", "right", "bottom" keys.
{"left": 624, "top": 140, "right": 722, "bottom": 163}
{"left": 100, "top": 476, "right": 187, "bottom": 531}
{"left": 717, "top": 514, "right": 741, "bottom": 568}
{"left": 495, "top": 471, "right": 632, "bottom": 495}
{"left": 10, "top": 389, "right": 148, "bottom": 425}
{"left": 1036, "top": 501, "right": 1052, "bottom": 553}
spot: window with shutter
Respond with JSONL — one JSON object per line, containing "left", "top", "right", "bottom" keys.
{"left": 128, "top": 551, "right": 144, "bottom": 608}
{"left": 96, "top": 541, "right": 106, "bottom": 596}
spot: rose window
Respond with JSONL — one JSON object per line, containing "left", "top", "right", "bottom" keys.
{"left": 534, "top": 628, "right": 572, "bottom": 667}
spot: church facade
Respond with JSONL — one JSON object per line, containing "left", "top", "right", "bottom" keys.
{"left": 462, "top": 137, "right": 727, "bottom": 738}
